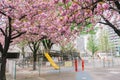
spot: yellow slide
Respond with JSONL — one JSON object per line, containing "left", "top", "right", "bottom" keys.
{"left": 44, "top": 53, "right": 59, "bottom": 70}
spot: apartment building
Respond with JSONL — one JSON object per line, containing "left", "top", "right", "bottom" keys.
{"left": 106, "top": 27, "right": 120, "bottom": 56}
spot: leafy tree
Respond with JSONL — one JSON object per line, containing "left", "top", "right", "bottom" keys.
{"left": 60, "top": 40, "right": 76, "bottom": 52}
{"left": 87, "top": 35, "right": 98, "bottom": 57}
{"left": 59, "top": 39, "right": 77, "bottom": 60}
{"left": 98, "top": 30, "right": 111, "bottom": 53}
{"left": 17, "top": 40, "right": 28, "bottom": 58}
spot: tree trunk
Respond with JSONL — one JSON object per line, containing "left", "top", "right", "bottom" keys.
{"left": 0, "top": 55, "right": 7, "bottom": 80}
{"left": 21, "top": 47, "right": 25, "bottom": 58}
{"left": 33, "top": 52, "right": 37, "bottom": 70}
{"left": 0, "top": 39, "right": 10, "bottom": 80}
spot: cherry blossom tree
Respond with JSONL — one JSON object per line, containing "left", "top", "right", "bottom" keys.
{"left": 54, "top": 0, "right": 120, "bottom": 36}
{"left": 20, "top": 8, "right": 78, "bottom": 70}
{"left": 0, "top": 0, "right": 59, "bottom": 80}
{"left": 11, "top": 0, "right": 79, "bottom": 71}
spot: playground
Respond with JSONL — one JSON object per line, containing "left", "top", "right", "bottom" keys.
{"left": 6, "top": 50, "right": 82, "bottom": 79}
{"left": 6, "top": 50, "right": 120, "bottom": 80}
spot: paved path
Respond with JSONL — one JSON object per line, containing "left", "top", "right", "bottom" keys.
{"left": 41, "top": 66, "right": 120, "bottom": 80}
{"left": 7, "top": 66, "right": 120, "bottom": 80}
{"left": 87, "top": 67, "right": 120, "bottom": 80}
{"left": 76, "top": 71, "right": 93, "bottom": 80}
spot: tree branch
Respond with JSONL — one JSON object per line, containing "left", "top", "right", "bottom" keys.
{"left": 28, "top": 42, "right": 34, "bottom": 52}
{"left": 33, "top": 42, "right": 40, "bottom": 52}
{"left": 81, "top": 0, "right": 102, "bottom": 9}
{"left": 8, "top": 16, "right": 12, "bottom": 37}
{"left": 114, "top": 0, "right": 120, "bottom": 14}
{"left": 109, "top": 7, "right": 120, "bottom": 12}
{"left": 100, "top": 15, "right": 120, "bottom": 37}
{"left": 0, "top": 43, "right": 3, "bottom": 53}
{"left": 11, "top": 31, "right": 26, "bottom": 40}
{"left": 99, "top": 22, "right": 108, "bottom": 25}
{"left": 0, "top": 28, "right": 6, "bottom": 36}
{"left": 0, "top": 11, "right": 7, "bottom": 16}
{"left": 19, "top": 15, "right": 27, "bottom": 20}
{"left": 36, "top": 41, "right": 40, "bottom": 50}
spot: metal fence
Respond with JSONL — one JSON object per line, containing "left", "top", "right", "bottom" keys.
{"left": 12, "top": 56, "right": 120, "bottom": 73}
{"left": 83, "top": 57, "right": 120, "bottom": 68}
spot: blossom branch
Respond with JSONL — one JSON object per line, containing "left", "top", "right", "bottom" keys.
{"left": 0, "top": 28, "right": 6, "bottom": 36}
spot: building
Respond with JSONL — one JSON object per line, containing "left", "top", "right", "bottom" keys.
{"left": 96, "top": 23, "right": 120, "bottom": 56}
{"left": 106, "top": 27, "right": 120, "bottom": 56}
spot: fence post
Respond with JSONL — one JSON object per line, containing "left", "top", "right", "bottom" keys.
{"left": 38, "top": 57, "right": 43, "bottom": 76}
{"left": 13, "top": 60, "right": 16, "bottom": 80}
{"left": 103, "top": 58, "right": 105, "bottom": 67}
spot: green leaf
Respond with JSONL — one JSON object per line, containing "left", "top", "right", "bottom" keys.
{"left": 86, "top": 23, "right": 92, "bottom": 28}
{"left": 67, "top": 2, "right": 72, "bottom": 7}
{"left": 70, "top": 23, "right": 75, "bottom": 31}
{"left": 89, "top": 30, "right": 96, "bottom": 34}
{"left": 71, "top": 26, "right": 74, "bottom": 30}
{"left": 77, "top": 24, "right": 81, "bottom": 28}
{"left": 58, "top": 2, "right": 64, "bottom": 6}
